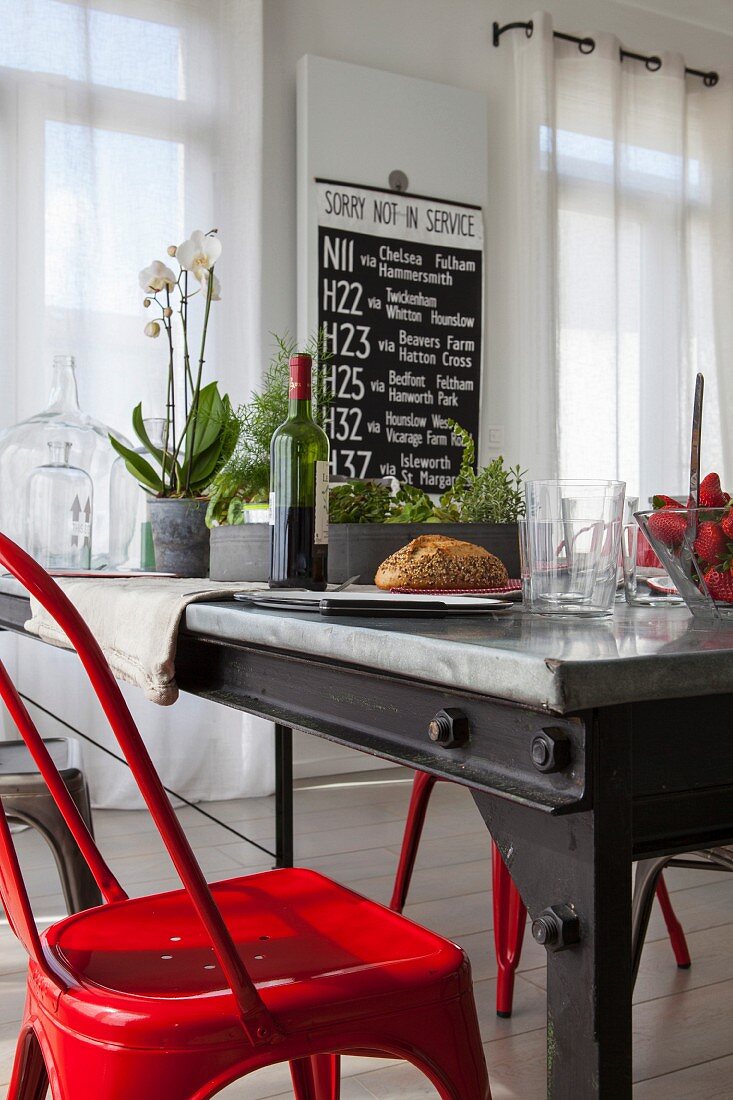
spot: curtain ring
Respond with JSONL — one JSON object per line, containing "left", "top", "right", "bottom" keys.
{"left": 704, "top": 71, "right": 719, "bottom": 87}
{"left": 525, "top": 20, "right": 533, "bottom": 40}
{"left": 645, "top": 55, "right": 662, "bottom": 72}
{"left": 579, "top": 37, "right": 595, "bottom": 55}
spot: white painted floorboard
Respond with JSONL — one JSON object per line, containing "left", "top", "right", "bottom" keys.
{"left": 1, "top": 768, "right": 732, "bottom": 1098}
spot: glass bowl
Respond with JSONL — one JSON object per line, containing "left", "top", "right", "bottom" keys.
{"left": 635, "top": 508, "right": 733, "bottom": 619}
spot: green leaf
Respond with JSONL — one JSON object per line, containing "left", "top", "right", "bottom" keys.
{"left": 130, "top": 404, "right": 182, "bottom": 487}
{"left": 190, "top": 381, "right": 224, "bottom": 455}
{"left": 132, "top": 404, "right": 165, "bottom": 464}
{"left": 226, "top": 499, "right": 246, "bottom": 524}
{"left": 109, "top": 436, "right": 164, "bottom": 493}
{"left": 188, "top": 437, "right": 226, "bottom": 489}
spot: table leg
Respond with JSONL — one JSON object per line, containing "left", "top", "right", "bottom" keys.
{"left": 473, "top": 705, "right": 633, "bottom": 1098}
{"left": 275, "top": 723, "right": 294, "bottom": 868}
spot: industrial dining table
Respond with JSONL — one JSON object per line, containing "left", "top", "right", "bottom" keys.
{"left": 2, "top": 586, "right": 733, "bottom": 1099}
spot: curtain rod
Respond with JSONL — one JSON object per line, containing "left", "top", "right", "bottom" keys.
{"left": 492, "top": 20, "right": 719, "bottom": 86}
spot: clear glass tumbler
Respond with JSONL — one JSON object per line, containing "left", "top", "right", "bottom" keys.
{"left": 621, "top": 496, "right": 683, "bottom": 607}
{"left": 520, "top": 480, "right": 625, "bottom": 617}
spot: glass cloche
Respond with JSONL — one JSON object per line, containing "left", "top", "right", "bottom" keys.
{"left": 0, "top": 355, "right": 130, "bottom": 565}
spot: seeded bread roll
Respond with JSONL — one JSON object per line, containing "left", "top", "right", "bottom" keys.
{"left": 374, "top": 534, "right": 509, "bottom": 590}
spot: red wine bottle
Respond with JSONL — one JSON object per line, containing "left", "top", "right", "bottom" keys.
{"left": 269, "top": 354, "right": 329, "bottom": 589}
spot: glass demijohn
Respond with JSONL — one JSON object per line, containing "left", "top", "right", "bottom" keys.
{"left": 0, "top": 355, "right": 130, "bottom": 564}
{"left": 26, "top": 441, "right": 93, "bottom": 569}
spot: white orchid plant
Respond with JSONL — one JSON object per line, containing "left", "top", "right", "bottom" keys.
{"left": 110, "top": 229, "right": 237, "bottom": 498}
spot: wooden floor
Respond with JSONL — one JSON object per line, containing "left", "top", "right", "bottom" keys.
{"left": 2, "top": 767, "right": 733, "bottom": 1098}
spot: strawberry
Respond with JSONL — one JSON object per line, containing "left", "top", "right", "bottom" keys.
{"left": 699, "top": 472, "right": 727, "bottom": 508}
{"left": 652, "top": 494, "right": 684, "bottom": 509}
{"left": 722, "top": 511, "right": 733, "bottom": 540}
{"left": 647, "top": 510, "right": 687, "bottom": 549}
{"left": 703, "top": 567, "right": 733, "bottom": 604}
{"left": 693, "top": 521, "right": 729, "bottom": 566}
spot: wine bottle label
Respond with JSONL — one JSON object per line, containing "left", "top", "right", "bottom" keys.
{"left": 314, "top": 460, "right": 329, "bottom": 545}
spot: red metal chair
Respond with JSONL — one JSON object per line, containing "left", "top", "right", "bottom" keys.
{"left": 391, "top": 771, "right": 690, "bottom": 1017}
{"left": 0, "top": 532, "right": 490, "bottom": 1100}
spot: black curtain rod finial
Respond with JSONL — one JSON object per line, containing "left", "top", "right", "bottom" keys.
{"left": 492, "top": 20, "right": 719, "bottom": 85}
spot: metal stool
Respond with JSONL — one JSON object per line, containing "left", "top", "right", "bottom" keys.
{"left": 1, "top": 737, "right": 102, "bottom": 913}
{"left": 632, "top": 848, "right": 733, "bottom": 984}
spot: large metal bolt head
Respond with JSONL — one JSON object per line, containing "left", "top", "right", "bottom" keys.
{"left": 530, "top": 728, "right": 571, "bottom": 773}
{"left": 427, "top": 708, "right": 469, "bottom": 748}
{"left": 531, "top": 904, "right": 581, "bottom": 952}
{"left": 531, "top": 915, "right": 556, "bottom": 946}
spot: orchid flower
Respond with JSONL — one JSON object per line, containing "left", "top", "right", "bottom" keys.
{"left": 139, "top": 260, "right": 177, "bottom": 293}
{"left": 176, "top": 230, "right": 222, "bottom": 282}
{"left": 202, "top": 270, "right": 222, "bottom": 301}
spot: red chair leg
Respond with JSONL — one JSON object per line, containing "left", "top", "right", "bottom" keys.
{"left": 290, "top": 1058, "right": 318, "bottom": 1099}
{"left": 383, "top": 987, "right": 491, "bottom": 1099}
{"left": 655, "top": 874, "right": 691, "bottom": 969}
{"left": 492, "top": 842, "right": 527, "bottom": 1018}
{"left": 6, "top": 1028, "right": 49, "bottom": 1100}
{"left": 311, "top": 1053, "right": 341, "bottom": 1099}
{"left": 390, "top": 771, "right": 439, "bottom": 912}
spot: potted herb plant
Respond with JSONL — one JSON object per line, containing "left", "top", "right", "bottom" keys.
{"left": 325, "top": 423, "right": 525, "bottom": 581}
{"left": 111, "top": 230, "right": 237, "bottom": 576}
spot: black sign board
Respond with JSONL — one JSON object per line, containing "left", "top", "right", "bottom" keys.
{"left": 317, "top": 180, "right": 483, "bottom": 492}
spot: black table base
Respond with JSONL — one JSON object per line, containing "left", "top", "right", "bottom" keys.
{"left": 3, "top": 590, "right": 733, "bottom": 1098}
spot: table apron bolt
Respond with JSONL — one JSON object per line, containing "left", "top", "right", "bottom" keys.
{"left": 427, "top": 708, "right": 470, "bottom": 748}
{"left": 530, "top": 728, "right": 572, "bottom": 773}
{"left": 532, "top": 904, "right": 581, "bottom": 952}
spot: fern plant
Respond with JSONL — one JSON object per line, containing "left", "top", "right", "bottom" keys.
{"left": 206, "top": 332, "right": 332, "bottom": 527}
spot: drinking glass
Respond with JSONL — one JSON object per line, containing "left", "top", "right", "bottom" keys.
{"left": 520, "top": 480, "right": 625, "bottom": 617}
{"left": 621, "top": 496, "right": 683, "bottom": 607}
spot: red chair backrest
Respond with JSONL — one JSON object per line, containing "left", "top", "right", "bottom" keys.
{"left": 0, "top": 532, "right": 277, "bottom": 1045}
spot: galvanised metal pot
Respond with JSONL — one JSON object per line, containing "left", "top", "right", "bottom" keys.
{"left": 147, "top": 498, "right": 210, "bottom": 578}
{"left": 209, "top": 521, "right": 520, "bottom": 584}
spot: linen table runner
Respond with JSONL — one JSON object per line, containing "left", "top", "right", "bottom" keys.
{"left": 25, "top": 577, "right": 258, "bottom": 705}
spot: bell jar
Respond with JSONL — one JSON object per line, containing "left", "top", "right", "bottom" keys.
{"left": 0, "top": 355, "right": 130, "bottom": 565}
{"left": 26, "top": 441, "right": 93, "bottom": 570}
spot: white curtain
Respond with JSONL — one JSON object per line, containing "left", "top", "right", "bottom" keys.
{"left": 512, "top": 11, "right": 733, "bottom": 503}
{"left": 0, "top": 0, "right": 275, "bottom": 807}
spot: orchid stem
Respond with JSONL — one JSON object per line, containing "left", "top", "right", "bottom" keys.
{"left": 165, "top": 287, "right": 176, "bottom": 493}
{"left": 183, "top": 266, "right": 215, "bottom": 495}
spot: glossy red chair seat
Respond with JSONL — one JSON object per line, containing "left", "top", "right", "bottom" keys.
{"left": 27, "top": 869, "right": 482, "bottom": 1097}
{"left": 0, "top": 532, "right": 490, "bottom": 1100}
{"left": 391, "top": 770, "right": 691, "bottom": 1017}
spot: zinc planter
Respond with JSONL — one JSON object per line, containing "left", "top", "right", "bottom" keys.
{"left": 147, "top": 498, "right": 210, "bottom": 577}
{"left": 209, "top": 522, "right": 520, "bottom": 584}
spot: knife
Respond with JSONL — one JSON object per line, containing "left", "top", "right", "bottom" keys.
{"left": 688, "top": 372, "right": 704, "bottom": 510}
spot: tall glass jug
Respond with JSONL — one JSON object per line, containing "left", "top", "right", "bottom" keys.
{"left": 0, "top": 355, "right": 130, "bottom": 563}
{"left": 109, "top": 417, "right": 166, "bottom": 570}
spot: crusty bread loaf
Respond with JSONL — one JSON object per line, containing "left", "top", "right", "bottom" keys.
{"left": 374, "top": 534, "right": 509, "bottom": 590}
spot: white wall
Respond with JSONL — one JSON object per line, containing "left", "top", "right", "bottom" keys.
{"left": 258, "top": 0, "right": 733, "bottom": 774}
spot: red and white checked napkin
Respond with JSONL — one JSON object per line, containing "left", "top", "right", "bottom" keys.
{"left": 390, "top": 579, "right": 522, "bottom": 597}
